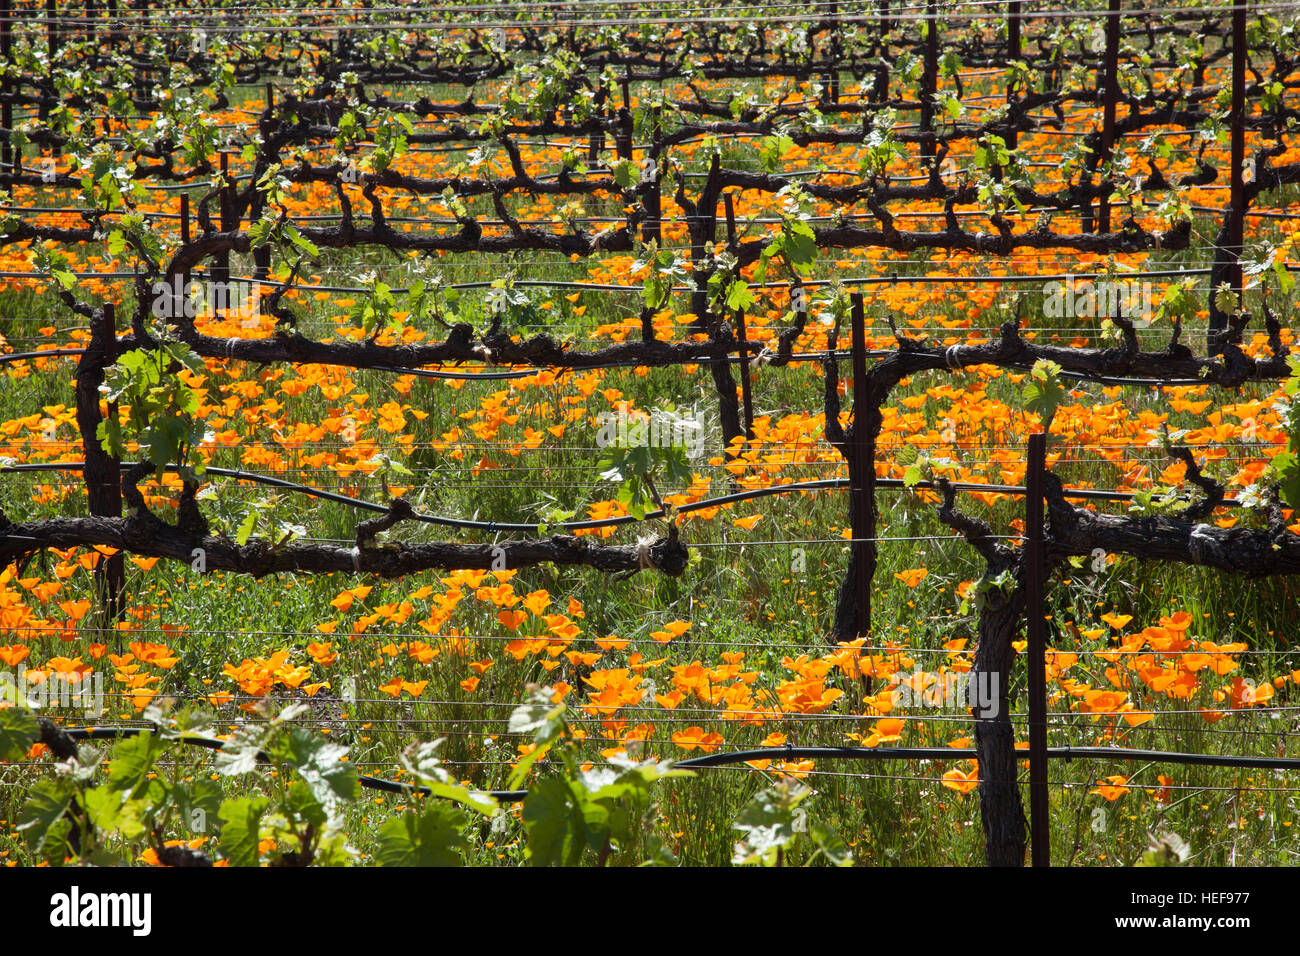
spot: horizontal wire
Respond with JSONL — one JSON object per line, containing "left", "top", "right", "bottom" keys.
{"left": 13, "top": 2, "right": 1298, "bottom": 32}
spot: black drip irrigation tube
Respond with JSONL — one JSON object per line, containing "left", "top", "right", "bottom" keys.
{"left": 0, "top": 345, "right": 1257, "bottom": 387}
{"left": 0, "top": 461, "right": 1242, "bottom": 539}
{"left": 50, "top": 727, "right": 1300, "bottom": 805}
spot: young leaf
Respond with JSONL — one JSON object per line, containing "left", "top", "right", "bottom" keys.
{"left": 235, "top": 509, "right": 258, "bottom": 547}
{"left": 375, "top": 803, "right": 471, "bottom": 867}
{"left": 1022, "top": 359, "right": 1066, "bottom": 432}
{"left": 0, "top": 707, "right": 40, "bottom": 760}
{"left": 521, "top": 776, "right": 596, "bottom": 867}
{"left": 218, "top": 796, "right": 270, "bottom": 867}
{"left": 17, "top": 778, "right": 74, "bottom": 855}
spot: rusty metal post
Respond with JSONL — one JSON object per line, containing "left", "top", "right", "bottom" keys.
{"left": 826, "top": 1, "right": 840, "bottom": 105}
{"left": 223, "top": 149, "right": 237, "bottom": 237}
{"left": 723, "top": 191, "right": 737, "bottom": 252}
{"left": 77, "top": 303, "right": 125, "bottom": 622}
{"left": 735, "top": 307, "right": 755, "bottom": 442}
{"left": 874, "top": 2, "right": 891, "bottom": 102}
{"left": 589, "top": 80, "right": 606, "bottom": 163}
{"left": 849, "top": 292, "right": 873, "bottom": 639}
{"left": 101, "top": 303, "right": 123, "bottom": 620}
{"left": 41, "top": 0, "right": 62, "bottom": 158}
{"left": 134, "top": 0, "right": 147, "bottom": 101}
{"left": 45, "top": 0, "right": 56, "bottom": 61}
{"left": 178, "top": 194, "right": 191, "bottom": 318}
{"left": 1, "top": 0, "right": 11, "bottom": 171}
{"left": 617, "top": 75, "right": 633, "bottom": 161}
{"left": 1006, "top": 1, "right": 1021, "bottom": 151}
{"left": 1098, "top": 0, "right": 1120, "bottom": 233}
{"left": 253, "top": 85, "right": 273, "bottom": 282}
{"left": 1007, "top": 0, "right": 1020, "bottom": 60}
{"left": 643, "top": 105, "right": 662, "bottom": 244}
{"left": 214, "top": 151, "right": 232, "bottom": 285}
{"left": 921, "top": 0, "right": 938, "bottom": 163}
{"left": 1025, "top": 431, "right": 1050, "bottom": 867}
{"left": 1229, "top": 1, "right": 1246, "bottom": 299}
{"left": 724, "top": 193, "right": 753, "bottom": 438}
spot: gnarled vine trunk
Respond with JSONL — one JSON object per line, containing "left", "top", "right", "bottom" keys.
{"left": 973, "top": 577, "right": 1028, "bottom": 867}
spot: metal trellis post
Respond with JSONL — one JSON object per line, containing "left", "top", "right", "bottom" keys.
{"left": 1098, "top": 0, "right": 1120, "bottom": 234}
{"left": 1229, "top": 1, "right": 1247, "bottom": 299}
{"left": 849, "top": 292, "right": 873, "bottom": 640}
{"left": 1026, "top": 431, "right": 1050, "bottom": 867}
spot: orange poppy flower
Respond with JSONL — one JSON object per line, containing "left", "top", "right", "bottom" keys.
{"left": 893, "top": 568, "right": 928, "bottom": 587}
{"left": 671, "top": 727, "right": 723, "bottom": 752}
{"left": 941, "top": 767, "right": 979, "bottom": 794}
{"left": 1091, "top": 775, "right": 1130, "bottom": 801}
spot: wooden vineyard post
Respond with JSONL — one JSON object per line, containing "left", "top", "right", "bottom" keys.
{"left": 848, "top": 292, "right": 873, "bottom": 640}
{"left": 76, "top": 303, "right": 125, "bottom": 622}
{"left": 1025, "top": 432, "right": 1050, "bottom": 866}
{"left": 1098, "top": 0, "right": 1120, "bottom": 233}
{"left": 1229, "top": 1, "right": 1246, "bottom": 299}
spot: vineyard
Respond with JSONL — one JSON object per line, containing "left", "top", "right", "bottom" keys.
{"left": 0, "top": 0, "right": 1299, "bottom": 874}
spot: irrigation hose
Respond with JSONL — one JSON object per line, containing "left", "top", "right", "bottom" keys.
{"left": 46, "top": 726, "right": 1300, "bottom": 805}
